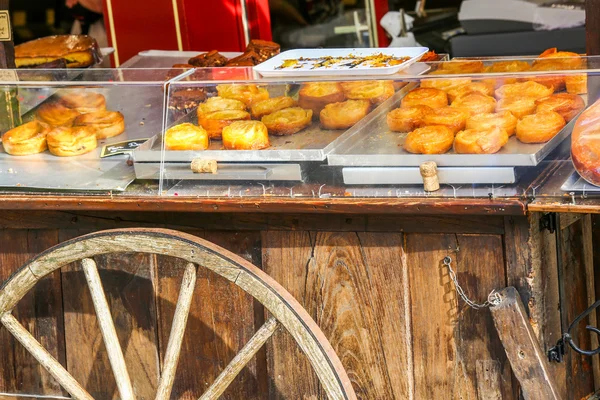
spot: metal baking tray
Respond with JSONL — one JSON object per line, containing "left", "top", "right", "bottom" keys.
{"left": 328, "top": 86, "right": 585, "bottom": 167}
{"left": 561, "top": 172, "right": 600, "bottom": 192}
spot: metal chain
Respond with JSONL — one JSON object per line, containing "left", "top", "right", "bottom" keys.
{"left": 443, "top": 256, "right": 501, "bottom": 310}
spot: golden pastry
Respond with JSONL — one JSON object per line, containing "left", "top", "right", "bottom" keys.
{"left": 216, "top": 84, "right": 269, "bottom": 106}
{"left": 466, "top": 111, "right": 518, "bottom": 136}
{"left": 198, "top": 109, "right": 251, "bottom": 139}
{"left": 421, "top": 107, "right": 469, "bottom": 134}
{"left": 251, "top": 96, "right": 297, "bottom": 119}
{"left": 2, "top": 121, "right": 50, "bottom": 156}
{"left": 36, "top": 102, "right": 80, "bottom": 127}
{"left": 403, "top": 125, "right": 454, "bottom": 154}
{"left": 534, "top": 48, "right": 583, "bottom": 70}
{"left": 535, "top": 93, "right": 585, "bottom": 122}
{"left": 516, "top": 111, "right": 566, "bottom": 143}
{"left": 451, "top": 92, "right": 497, "bottom": 116}
{"left": 164, "top": 123, "right": 209, "bottom": 150}
{"left": 58, "top": 92, "right": 106, "bottom": 113}
{"left": 197, "top": 97, "right": 246, "bottom": 119}
{"left": 320, "top": 99, "right": 370, "bottom": 130}
{"left": 494, "top": 81, "right": 554, "bottom": 100}
{"left": 46, "top": 126, "right": 97, "bottom": 156}
{"left": 495, "top": 97, "right": 537, "bottom": 119}
{"left": 401, "top": 87, "right": 448, "bottom": 109}
{"left": 446, "top": 82, "right": 494, "bottom": 102}
{"left": 73, "top": 110, "right": 125, "bottom": 139}
{"left": 420, "top": 70, "right": 471, "bottom": 92}
{"left": 528, "top": 63, "right": 566, "bottom": 92}
{"left": 566, "top": 74, "right": 587, "bottom": 95}
{"left": 261, "top": 107, "right": 312, "bottom": 135}
{"left": 386, "top": 105, "right": 432, "bottom": 132}
{"left": 484, "top": 60, "right": 531, "bottom": 86}
{"left": 440, "top": 60, "right": 485, "bottom": 74}
{"left": 341, "top": 80, "right": 395, "bottom": 105}
{"left": 222, "top": 120, "right": 270, "bottom": 150}
{"left": 15, "top": 34, "right": 101, "bottom": 68}
{"left": 454, "top": 127, "right": 509, "bottom": 154}
{"left": 298, "top": 82, "right": 346, "bottom": 117}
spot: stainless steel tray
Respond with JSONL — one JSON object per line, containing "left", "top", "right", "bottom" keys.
{"left": 561, "top": 171, "right": 600, "bottom": 192}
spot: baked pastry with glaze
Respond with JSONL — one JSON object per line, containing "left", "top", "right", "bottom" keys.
{"left": 403, "top": 125, "right": 454, "bottom": 154}
{"left": 496, "top": 97, "right": 537, "bottom": 119}
{"left": 454, "top": 127, "right": 509, "bottom": 154}
{"left": 386, "top": 105, "right": 432, "bottom": 132}
{"left": 451, "top": 92, "right": 497, "bottom": 116}
{"left": 439, "top": 60, "right": 485, "bottom": 74}
{"left": 36, "top": 102, "right": 80, "bottom": 127}
{"left": 216, "top": 84, "right": 270, "bottom": 106}
{"left": 401, "top": 87, "right": 447, "bottom": 109}
{"left": 198, "top": 97, "right": 247, "bottom": 119}
{"left": 251, "top": 96, "right": 297, "bottom": 119}
{"left": 534, "top": 48, "right": 583, "bottom": 70}
{"left": 165, "top": 123, "right": 209, "bottom": 150}
{"left": 58, "top": 92, "right": 106, "bottom": 114}
{"left": 495, "top": 81, "right": 554, "bottom": 100}
{"left": 73, "top": 110, "right": 125, "bottom": 139}
{"left": 199, "top": 109, "right": 251, "bottom": 139}
{"left": 566, "top": 74, "right": 587, "bottom": 95}
{"left": 485, "top": 60, "right": 531, "bottom": 86}
{"left": 420, "top": 71, "right": 471, "bottom": 92}
{"left": 516, "top": 111, "right": 566, "bottom": 143}
{"left": 572, "top": 98, "right": 600, "bottom": 185}
{"left": 421, "top": 107, "right": 469, "bottom": 134}
{"left": 527, "top": 63, "right": 566, "bottom": 91}
{"left": 15, "top": 35, "right": 101, "bottom": 68}
{"left": 341, "top": 80, "right": 395, "bottom": 105}
{"left": 446, "top": 82, "right": 494, "bottom": 102}
{"left": 535, "top": 93, "right": 585, "bottom": 122}
{"left": 46, "top": 126, "right": 97, "bottom": 156}
{"left": 466, "top": 111, "right": 518, "bottom": 136}
{"left": 2, "top": 121, "right": 50, "bottom": 155}
{"left": 222, "top": 120, "right": 270, "bottom": 150}
{"left": 320, "top": 99, "right": 370, "bottom": 130}
{"left": 261, "top": 107, "right": 312, "bottom": 135}
{"left": 298, "top": 82, "right": 346, "bottom": 117}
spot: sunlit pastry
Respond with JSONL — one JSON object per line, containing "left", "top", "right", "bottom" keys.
{"left": 386, "top": 105, "right": 432, "bottom": 132}
{"left": 484, "top": 60, "right": 531, "bottom": 86}
{"left": 528, "top": 63, "right": 566, "bottom": 91}
{"left": 516, "top": 111, "right": 566, "bottom": 144}
{"left": 261, "top": 107, "right": 312, "bottom": 136}
{"left": 401, "top": 88, "right": 447, "bottom": 109}
{"left": 535, "top": 93, "right": 585, "bottom": 122}
{"left": 197, "top": 97, "right": 246, "bottom": 119}
{"left": 36, "top": 102, "right": 80, "bottom": 127}
{"left": 298, "top": 82, "right": 346, "bottom": 117}
{"left": 496, "top": 97, "right": 537, "bottom": 119}
{"left": 440, "top": 60, "right": 485, "bottom": 74}
{"left": 403, "top": 125, "right": 454, "bottom": 154}
{"left": 451, "top": 92, "right": 496, "bottom": 116}
{"left": 341, "top": 80, "right": 395, "bottom": 105}
{"left": 216, "top": 84, "right": 270, "bottom": 106}
{"left": 420, "top": 71, "right": 471, "bottom": 92}
{"left": 251, "top": 96, "right": 297, "bottom": 119}
{"left": 494, "top": 81, "right": 554, "bottom": 100}
{"left": 534, "top": 48, "right": 583, "bottom": 70}
{"left": 2, "top": 120, "right": 50, "bottom": 155}
{"left": 421, "top": 107, "right": 469, "bottom": 134}
{"left": 566, "top": 74, "right": 587, "bottom": 95}
{"left": 73, "top": 110, "right": 125, "bottom": 139}
{"left": 198, "top": 109, "right": 251, "bottom": 139}
{"left": 222, "top": 120, "right": 270, "bottom": 150}
{"left": 466, "top": 111, "right": 518, "bottom": 136}
{"left": 164, "top": 123, "right": 209, "bottom": 151}
{"left": 320, "top": 99, "right": 371, "bottom": 130}
{"left": 58, "top": 92, "right": 106, "bottom": 114}
{"left": 46, "top": 126, "right": 97, "bottom": 156}
{"left": 446, "top": 82, "right": 494, "bottom": 102}
{"left": 454, "top": 127, "right": 509, "bottom": 154}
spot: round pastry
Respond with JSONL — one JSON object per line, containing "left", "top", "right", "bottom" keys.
{"left": 566, "top": 74, "right": 587, "bottom": 95}
{"left": 73, "top": 110, "right": 125, "bottom": 139}
{"left": 2, "top": 120, "right": 50, "bottom": 156}
{"left": 403, "top": 125, "right": 454, "bottom": 154}
{"left": 320, "top": 99, "right": 371, "bottom": 130}
{"left": 420, "top": 71, "right": 471, "bottom": 92}
{"left": 340, "top": 80, "right": 395, "bottom": 105}
{"left": 495, "top": 96, "right": 537, "bottom": 119}
{"left": 484, "top": 60, "right": 531, "bottom": 86}
{"left": 216, "top": 84, "right": 269, "bottom": 106}
{"left": 451, "top": 92, "right": 497, "bottom": 116}
{"left": 36, "top": 102, "right": 80, "bottom": 127}
{"left": 222, "top": 120, "right": 270, "bottom": 150}
{"left": 495, "top": 81, "right": 554, "bottom": 100}
{"left": 164, "top": 123, "right": 209, "bottom": 151}
{"left": 516, "top": 111, "right": 566, "bottom": 144}
{"left": 527, "top": 63, "right": 566, "bottom": 92}
{"left": 251, "top": 96, "right": 297, "bottom": 119}
{"left": 454, "top": 127, "right": 509, "bottom": 154}
{"left": 298, "top": 82, "right": 346, "bottom": 117}
{"left": 46, "top": 126, "right": 97, "bottom": 157}
{"left": 197, "top": 97, "right": 246, "bottom": 119}
{"left": 466, "top": 111, "right": 518, "bottom": 136}
{"left": 420, "top": 107, "right": 469, "bottom": 134}
{"left": 401, "top": 88, "right": 448, "bottom": 109}
{"left": 446, "top": 82, "right": 494, "bottom": 102}
{"left": 535, "top": 93, "right": 585, "bottom": 122}
{"left": 261, "top": 107, "right": 312, "bottom": 136}
{"left": 198, "top": 109, "right": 251, "bottom": 139}
{"left": 58, "top": 92, "right": 106, "bottom": 114}
{"left": 386, "top": 105, "right": 432, "bottom": 132}
{"left": 439, "top": 60, "right": 485, "bottom": 74}
{"left": 534, "top": 49, "right": 583, "bottom": 70}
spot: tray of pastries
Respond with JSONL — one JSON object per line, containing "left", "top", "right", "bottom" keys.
{"left": 328, "top": 48, "right": 588, "bottom": 167}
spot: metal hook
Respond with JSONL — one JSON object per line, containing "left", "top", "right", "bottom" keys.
{"left": 549, "top": 299, "right": 600, "bottom": 361}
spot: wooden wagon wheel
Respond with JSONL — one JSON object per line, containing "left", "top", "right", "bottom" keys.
{"left": 0, "top": 228, "right": 357, "bottom": 400}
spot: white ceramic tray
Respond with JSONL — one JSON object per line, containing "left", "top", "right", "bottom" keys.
{"left": 254, "top": 47, "right": 429, "bottom": 77}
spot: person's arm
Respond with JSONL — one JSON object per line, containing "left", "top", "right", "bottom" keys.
{"left": 66, "top": 0, "right": 103, "bottom": 14}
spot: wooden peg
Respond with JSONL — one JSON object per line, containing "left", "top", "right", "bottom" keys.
{"left": 420, "top": 161, "right": 439, "bottom": 192}
{"left": 191, "top": 159, "right": 218, "bottom": 174}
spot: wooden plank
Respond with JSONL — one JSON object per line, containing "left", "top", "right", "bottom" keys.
{"left": 490, "top": 287, "right": 563, "bottom": 400}
{"left": 586, "top": 0, "right": 600, "bottom": 56}
{"left": 0, "top": 0, "right": 15, "bottom": 69}
{"left": 0, "top": 229, "right": 64, "bottom": 396}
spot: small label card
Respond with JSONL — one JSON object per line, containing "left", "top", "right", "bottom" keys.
{"left": 0, "top": 11, "right": 11, "bottom": 41}
{"left": 100, "top": 138, "right": 149, "bottom": 158}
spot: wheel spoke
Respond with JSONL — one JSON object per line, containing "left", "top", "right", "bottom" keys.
{"left": 155, "top": 263, "right": 197, "bottom": 400}
{"left": 82, "top": 258, "right": 135, "bottom": 400}
{"left": 0, "top": 312, "right": 93, "bottom": 400}
{"left": 198, "top": 317, "right": 279, "bottom": 400}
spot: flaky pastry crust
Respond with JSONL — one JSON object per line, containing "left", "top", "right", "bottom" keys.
{"left": 199, "top": 109, "right": 251, "bottom": 139}
{"left": 36, "top": 102, "right": 80, "bottom": 127}
{"left": 222, "top": 121, "right": 270, "bottom": 150}
{"left": 251, "top": 96, "right": 297, "bottom": 119}
{"left": 495, "top": 97, "right": 537, "bottom": 119}
{"left": 2, "top": 121, "right": 50, "bottom": 156}
{"left": 46, "top": 126, "right": 97, "bottom": 157}
{"left": 466, "top": 111, "right": 518, "bottom": 136}
{"left": 320, "top": 100, "right": 370, "bottom": 130}
{"left": 58, "top": 92, "right": 106, "bottom": 114}
{"left": 73, "top": 110, "right": 125, "bottom": 139}
{"left": 421, "top": 107, "right": 469, "bottom": 134}
{"left": 261, "top": 107, "right": 312, "bottom": 136}
{"left": 165, "top": 123, "right": 209, "bottom": 151}
{"left": 216, "top": 84, "right": 270, "bottom": 106}
{"left": 454, "top": 127, "right": 509, "bottom": 154}
{"left": 403, "top": 125, "right": 454, "bottom": 154}
{"left": 386, "top": 105, "right": 432, "bottom": 132}
{"left": 298, "top": 82, "right": 346, "bottom": 117}
{"left": 341, "top": 80, "right": 395, "bottom": 105}
{"left": 451, "top": 92, "right": 497, "bottom": 116}
{"left": 401, "top": 88, "right": 448, "bottom": 109}
{"left": 535, "top": 93, "right": 585, "bottom": 122}
{"left": 516, "top": 111, "right": 566, "bottom": 144}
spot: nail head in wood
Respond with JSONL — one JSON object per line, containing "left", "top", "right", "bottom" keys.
{"left": 191, "top": 159, "right": 218, "bottom": 174}
{"left": 420, "top": 161, "right": 440, "bottom": 192}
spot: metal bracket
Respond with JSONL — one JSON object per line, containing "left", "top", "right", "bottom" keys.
{"left": 540, "top": 212, "right": 557, "bottom": 233}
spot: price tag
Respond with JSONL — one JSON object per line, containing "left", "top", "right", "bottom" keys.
{"left": 100, "top": 138, "right": 148, "bottom": 158}
{"left": 0, "top": 11, "right": 11, "bottom": 41}
{"left": 0, "top": 69, "right": 17, "bottom": 81}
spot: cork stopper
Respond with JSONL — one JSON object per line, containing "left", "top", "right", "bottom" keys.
{"left": 420, "top": 161, "right": 439, "bottom": 192}
{"left": 191, "top": 159, "right": 218, "bottom": 174}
